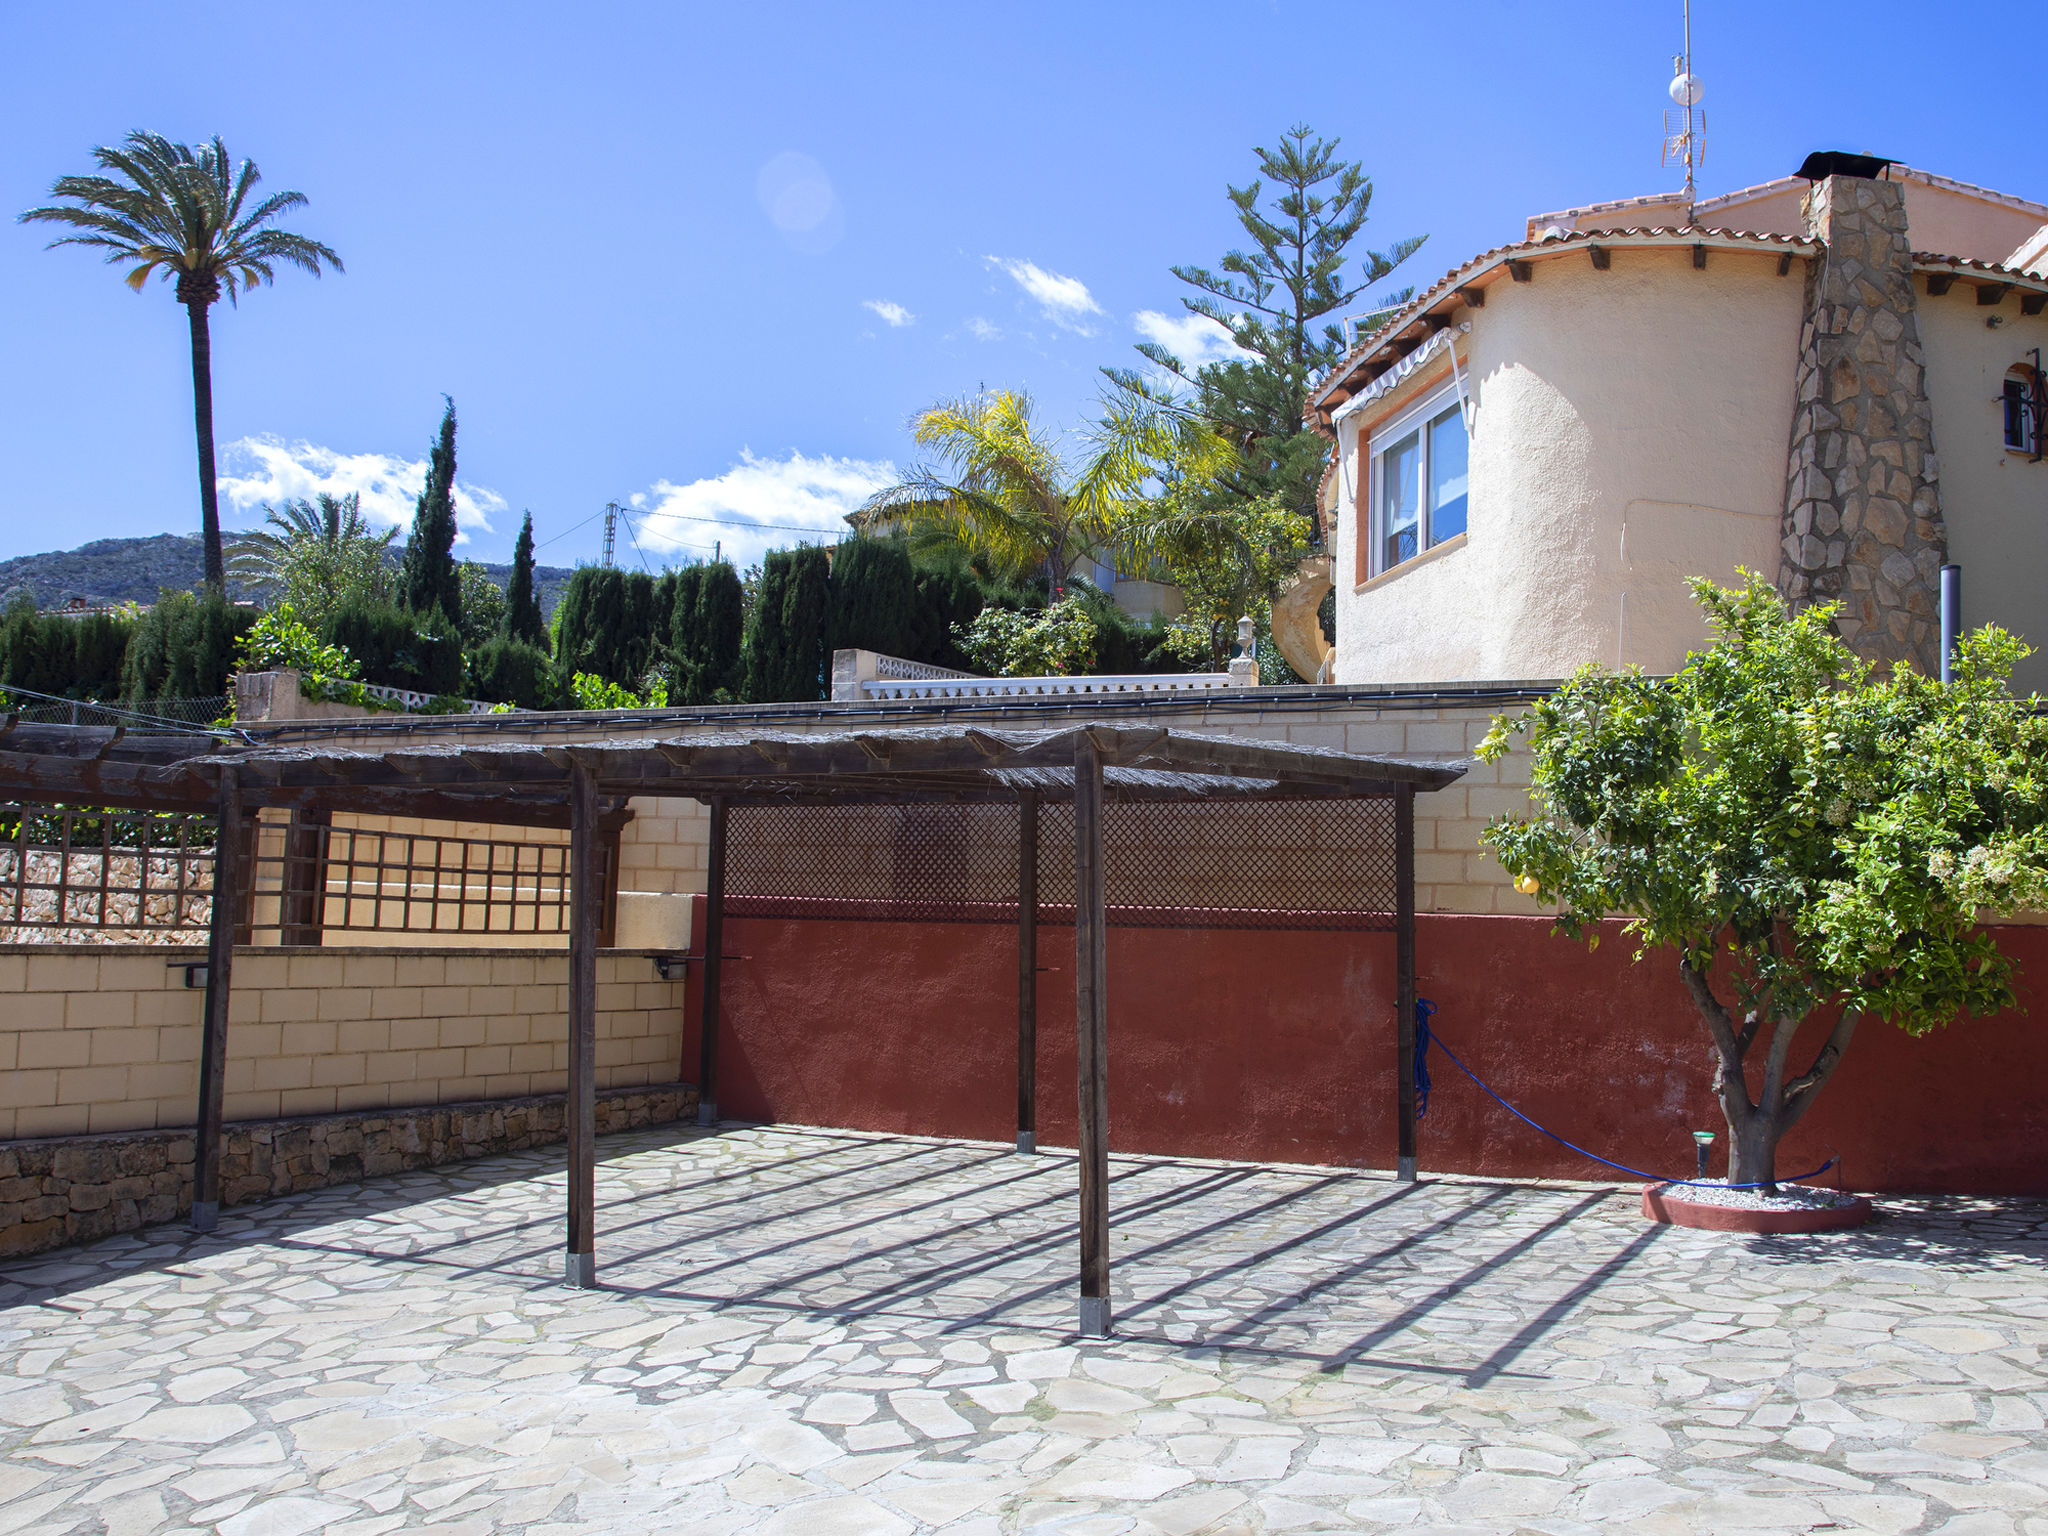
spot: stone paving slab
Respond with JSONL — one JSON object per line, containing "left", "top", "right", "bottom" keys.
{"left": 2, "top": 1122, "right": 2046, "bottom": 1534}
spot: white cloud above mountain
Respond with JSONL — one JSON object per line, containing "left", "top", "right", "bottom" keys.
{"left": 217, "top": 436, "right": 505, "bottom": 543}
{"left": 862, "top": 299, "right": 914, "bottom": 327}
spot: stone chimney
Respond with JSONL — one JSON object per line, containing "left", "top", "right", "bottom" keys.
{"left": 1778, "top": 174, "right": 1947, "bottom": 671}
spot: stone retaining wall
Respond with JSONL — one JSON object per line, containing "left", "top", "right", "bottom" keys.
{"left": 0, "top": 1083, "right": 696, "bottom": 1259}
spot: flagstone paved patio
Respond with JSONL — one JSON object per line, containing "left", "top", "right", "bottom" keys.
{"left": 3, "top": 1123, "right": 2046, "bottom": 1536}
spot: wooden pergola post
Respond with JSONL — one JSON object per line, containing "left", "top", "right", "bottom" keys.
{"left": 565, "top": 756, "right": 599, "bottom": 1287}
{"left": 698, "top": 798, "right": 727, "bottom": 1127}
{"left": 1073, "top": 735, "right": 1111, "bottom": 1337}
{"left": 1395, "top": 782, "right": 1418, "bottom": 1182}
{"left": 192, "top": 770, "right": 241, "bottom": 1232}
{"left": 1016, "top": 791, "right": 1039, "bottom": 1155}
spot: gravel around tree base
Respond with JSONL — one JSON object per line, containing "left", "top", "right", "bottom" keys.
{"left": 1658, "top": 1180, "right": 1863, "bottom": 1210}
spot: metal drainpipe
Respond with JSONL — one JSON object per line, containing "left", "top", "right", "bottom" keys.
{"left": 1939, "top": 564, "right": 1961, "bottom": 684}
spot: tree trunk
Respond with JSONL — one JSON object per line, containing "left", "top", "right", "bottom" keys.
{"left": 1725, "top": 1105, "right": 1781, "bottom": 1190}
{"left": 185, "top": 296, "right": 223, "bottom": 592}
{"left": 1682, "top": 957, "right": 1857, "bottom": 1193}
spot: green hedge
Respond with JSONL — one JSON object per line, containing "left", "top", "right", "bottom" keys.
{"left": 322, "top": 598, "right": 464, "bottom": 697}
{"left": 121, "top": 591, "right": 255, "bottom": 704}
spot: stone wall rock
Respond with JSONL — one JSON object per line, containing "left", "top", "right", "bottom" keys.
{"left": 1779, "top": 174, "right": 1948, "bottom": 672}
{"left": 0, "top": 1084, "right": 695, "bottom": 1260}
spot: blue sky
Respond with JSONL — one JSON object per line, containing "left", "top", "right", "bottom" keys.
{"left": 1, "top": 1, "right": 2038, "bottom": 573}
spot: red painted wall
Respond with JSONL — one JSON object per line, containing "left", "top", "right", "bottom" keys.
{"left": 677, "top": 900, "right": 2048, "bottom": 1195}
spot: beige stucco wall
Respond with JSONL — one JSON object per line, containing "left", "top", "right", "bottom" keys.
{"left": 1919, "top": 283, "right": 2048, "bottom": 693}
{"left": 1898, "top": 182, "right": 2048, "bottom": 269}
{"left": 0, "top": 946, "right": 683, "bottom": 1139}
{"left": 1333, "top": 246, "right": 1799, "bottom": 686}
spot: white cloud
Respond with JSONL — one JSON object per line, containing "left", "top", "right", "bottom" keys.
{"left": 988, "top": 257, "right": 1103, "bottom": 334}
{"left": 630, "top": 449, "right": 898, "bottom": 571}
{"left": 1133, "top": 309, "right": 1254, "bottom": 369}
{"left": 862, "top": 299, "right": 914, "bottom": 327}
{"left": 217, "top": 436, "right": 505, "bottom": 544}
{"left": 965, "top": 316, "right": 1002, "bottom": 342}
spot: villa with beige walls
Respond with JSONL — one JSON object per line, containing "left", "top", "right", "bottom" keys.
{"left": 1308, "top": 158, "right": 2048, "bottom": 690}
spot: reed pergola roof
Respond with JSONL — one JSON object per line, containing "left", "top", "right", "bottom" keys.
{"left": 0, "top": 717, "right": 1464, "bottom": 1337}
{"left": 0, "top": 721, "right": 1465, "bottom": 821}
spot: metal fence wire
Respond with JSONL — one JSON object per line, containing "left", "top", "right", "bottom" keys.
{"left": 725, "top": 795, "right": 1397, "bottom": 930}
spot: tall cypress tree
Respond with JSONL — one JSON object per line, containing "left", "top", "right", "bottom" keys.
{"left": 671, "top": 560, "right": 745, "bottom": 704}
{"left": 828, "top": 537, "right": 918, "bottom": 659}
{"left": 743, "top": 547, "right": 831, "bottom": 702}
{"left": 401, "top": 397, "right": 462, "bottom": 624}
{"left": 554, "top": 565, "right": 659, "bottom": 687}
{"left": 503, "top": 510, "right": 547, "bottom": 647}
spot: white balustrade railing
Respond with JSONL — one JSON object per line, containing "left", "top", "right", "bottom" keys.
{"left": 353, "top": 681, "right": 501, "bottom": 715}
{"left": 872, "top": 655, "right": 978, "bottom": 682}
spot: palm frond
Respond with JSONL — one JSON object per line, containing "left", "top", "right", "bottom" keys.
{"left": 21, "top": 130, "right": 340, "bottom": 299}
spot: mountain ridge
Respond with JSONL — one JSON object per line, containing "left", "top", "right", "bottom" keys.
{"left": 0, "top": 533, "right": 576, "bottom": 617}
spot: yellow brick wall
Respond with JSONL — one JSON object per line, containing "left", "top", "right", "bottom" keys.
{"left": 0, "top": 946, "right": 685, "bottom": 1140}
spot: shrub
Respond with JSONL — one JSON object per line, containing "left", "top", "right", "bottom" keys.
{"left": 569, "top": 671, "right": 667, "bottom": 710}
{"left": 322, "top": 597, "right": 463, "bottom": 697}
{"left": 236, "top": 603, "right": 359, "bottom": 680}
{"left": 468, "top": 636, "right": 555, "bottom": 711}
{"left": 121, "top": 590, "right": 253, "bottom": 703}
{"left": 956, "top": 596, "right": 1098, "bottom": 677}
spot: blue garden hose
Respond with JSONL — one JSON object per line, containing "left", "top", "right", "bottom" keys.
{"left": 1415, "top": 998, "right": 1836, "bottom": 1190}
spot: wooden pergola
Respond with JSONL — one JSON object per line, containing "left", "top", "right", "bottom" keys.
{"left": 0, "top": 721, "right": 1464, "bottom": 1336}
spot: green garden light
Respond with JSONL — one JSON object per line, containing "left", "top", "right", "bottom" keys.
{"left": 1692, "top": 1130, "right": 1716, "bottom": 1181}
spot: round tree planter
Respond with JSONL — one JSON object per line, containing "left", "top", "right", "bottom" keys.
{"left": 1642, "top": 1182, "right": 1872, "bottom": 1234}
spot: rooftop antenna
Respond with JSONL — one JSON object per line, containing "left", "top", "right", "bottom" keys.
{"left": 1661, "top": 0, "right": 1706, "bottom": 220}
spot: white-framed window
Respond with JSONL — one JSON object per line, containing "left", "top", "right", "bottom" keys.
{"left": 2005, "top": 366, "right": 2042, "bottom": 456}
{"left": 1366, "top": 382, "right": 1469, "bottom": 576}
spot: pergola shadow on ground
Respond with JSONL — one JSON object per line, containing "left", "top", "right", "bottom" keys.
{"left": 10, "top": 1124, "right": 2048, "bottom": 1380}
{"left": 0, "top": 720, "right": 1464, "bottom": 1336}
{"left": 13, "top": 1126, "right": 2048, "bottom": 1535}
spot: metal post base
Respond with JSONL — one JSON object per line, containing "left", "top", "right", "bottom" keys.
{"left": 565, "top": 1249, "right": 596, "bottom": 1288}
{"left": 696, "top": 1101, "right": 718, "bottom": 1127}
{"left": 1397, "top": 1156, "right": 1418, "bottom": 1183}
{"left": 190, "top": 1200, "right": 218, "bottom": 1233}
{"left": 1078, "top": 1296, "right": 1112, "bottom": 1338}
{"left": 1015, "top": 1131, "right": 1035, "bottom": 1154}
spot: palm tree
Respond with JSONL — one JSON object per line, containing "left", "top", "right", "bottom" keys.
{"left": 855, "top": 389, "right": 1227, "bottom": 592}
{"left": 225, "top": 493, "right": 394, "bottom": 628}
{"left": 20, "top": 132, "right": 343, "bottom": 591}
